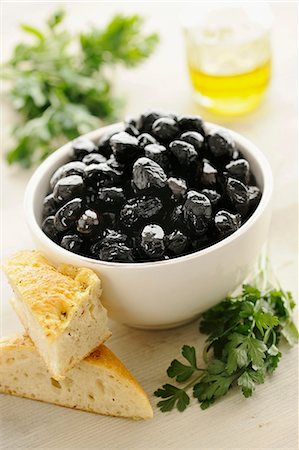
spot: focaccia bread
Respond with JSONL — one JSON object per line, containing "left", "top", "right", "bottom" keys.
{"left": 3, "top": 250, "right": 111, "bottom": 379}
{"left": 0, "top": 334, "right": 153, "bottom": 420}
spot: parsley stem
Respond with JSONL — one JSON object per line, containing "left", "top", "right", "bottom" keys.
{"left": 183, "top": 372, "right": 206, "bottom": 392}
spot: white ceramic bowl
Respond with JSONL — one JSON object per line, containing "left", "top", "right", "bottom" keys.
{"left": 24, "top": 123, "right": 273, "bottom": 329}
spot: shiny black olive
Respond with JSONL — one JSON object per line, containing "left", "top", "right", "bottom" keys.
{"left": 97, "top": 187, "right": 126, "bottom": 207}
{"left": 152, "top": 117, "right": 180, "bottom": 142}
{"left": 226, "top": 177, "right": 249, "bottom": 215}
{"left": 54, "top": 198, "right": 83, "bottom": 232}
{"left": 137, "top": 109, "right": 164, "bottom": 133}
{"left": 144, "top": 144, "right": 169, "bottom": 170}
{"left": 41, "top": 216, "right": 60, "bottom": 241}
{"left": 77, "top": 209, "right": 101, "bottom": 235}
{"left": 97, "top": 130, "right": 117, "bottom": 158}
{"left": 50, "top": 161, "right": 86, "bottom": 190}
{"left": 248, "top": 185, "right": 261, "bottom": 209}
{"left": 53, "top": 175, "right": 84, "bottom": 203}
{"left": 132, "top": 157, "right": 167, "bottom": 190}
{"left": 120, "top": 196, "right": 163, "bottom": 227}
{"left": 170, "top": 204, "right": 185, "bottom": 229}
{"left": 138, "top": 133, "right": 158, "bottom": 148}
{"left": 110, "top": 131, "right": 140, "bottom": 164}
{"left": 225, "top": 159, "right": 250, "bottom": 184}
{"left": 83, "top": 153, "right": 107, "bottom": 165}
{"left": 183, "top": 190, "right": 212, "bottom": 235}
{"left": 72, "top": 137, "right": 97, "bottom": 159}
{"left": 167, "top": 177, "right": 187, "bottom": 199}
{"left": 124, "top": 123, "right": 139, "bottom": 137}
{"left": 97, "top": 243, "right": 134, "bottom": 262}
{"left": 214, "top": 210, "right": 241, "bottom": 236}
{"left": 201, "top": 189, "right": 221, "bottom": 207}
{"left": 42, "top": 193, "right": 57, "bottom": 218}
{"left": 177, "top": 115, "right": 205, "bottom": 136}
{"left": 165, "top": 230, "right": 188, "bottom": 256}
{"left": 140, "top": 224, "right": 165, "bottom": 259}
{"left": 200, "top": 160, "right": 218, "bottom": 187}
{"left": 84, "top": 163, "right": 122, "bottom": 188}
{"left": 169, "top": 140, "right": 198, "bottom": 167}
{"left": 180, "top": 131, "right": 204, "bottom": 154}
{"left": 90, "top": 230, "right": 128, "bottom": 257}
{"left": 60, "top": 234, "right": 83, "bottom": 253}
{"left": 206, "top": 129, "right": 235, "bottom": 158}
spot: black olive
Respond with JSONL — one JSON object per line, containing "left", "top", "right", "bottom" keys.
{"left": 144, "top": 144, "right": 169, "bottom": 170}
{"left": 97, "top": 130, "right": 117, "bottom": 158}
{"left": 54, "top": 198, "right": 83, "bottom": 232}
{"left": 41, "top": 216, "right": 60, "bottom": 242}
{"left": 137, "top": 109, "right": 164, "bottom": 133}
{"left": 84, "top": 163, "right": 122, "bottom": 188}
{"left": 169, "top": 140, "right": 198, "bottom": 167}
{"left": 50, "top": 161, "right": 86, "bottom": 190}
{"left": 214, "top": 210, "right": 241, "bottom": 236}
{"left": 183, "top": 190, "right": 212, "bottom": 236}
{"left": 200, "top": 160, "right": 218, "bottom": 187}
{"left": 177, "top": 115, "right": 205, "bottom": 136}
{"left": 206, "top": 129, "right": 235, "bottom": 158}
{"left": 167, "top": 177, "right": 187, "bottom": 199}
{"left": 82, "top": 153, "right": 107, "bottom": 165}
{"left": 72, "top": 137, "right": 97, "bottom": 159}
{"left": 180, "top": 131, "right": 204, "bottom": 154}
{"left": 226, "top": 177, "right": 249, "bottom": 215}
{"left": 97, "top": 187, "right": 126, "bottom": 207}
{"left": 248, "top": 185, "right": 261, "bottom": 209}
{"left": 77, "top": 209, "right": 101, "bottom": 235}
{"left": 132, "top": 157, "right": 167, "bottom": 190}
{"left": 138, "top": 133, "right": 158, "bottom": 148}
{"left": 53, "top": 175, "right": 84, "bottom": 203}
{"left": 42, "top": 193, "right": 58, "bottom": 218}
{"left": 152, "top": 117, "right": 180, "bottom": 142}
{"left": 120, "top": 196, "right": 163, "bottom": 227}
{"left": 90, "top": 230, "right": 128, "bottom": 257}
{"left": 140, "top": 224, "right": 165, "bottom": 259}
{"left": 110, "top": 131, "right": 140, "bottom": 164}
{"left": 124, "top": 123, "right": 139, "bottom": 137}
{"left": 225, "top": 159, "right": 250, "bottom": 184}
{"left": 165, "top": 230, "right": 188, "bottom": 256}
{"left": 201, "top": 189, "right": 221, "bottom": 207}
{"left": 97, "top": 243, "right": 134, "bottom": 262}
{"left": 60, "top": 234, "right": 83, "bottom": 253}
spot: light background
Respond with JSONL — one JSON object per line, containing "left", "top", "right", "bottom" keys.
{"left": 1, "top": 2, "right": 298, "bottom": 449}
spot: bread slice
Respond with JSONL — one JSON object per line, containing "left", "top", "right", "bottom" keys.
{"left": 3, "top": 250, "right": 111, "bottom": 379}
{"left": 0, "top": 334, "right": 153, "bottom": 420}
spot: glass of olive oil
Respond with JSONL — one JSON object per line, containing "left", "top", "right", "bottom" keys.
{"left": 183, "top": 5, "right": 272, "bottom": 116}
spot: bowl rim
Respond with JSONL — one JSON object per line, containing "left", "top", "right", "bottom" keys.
{"left": 24, "top": 122, "right": 273, "bottom": 268}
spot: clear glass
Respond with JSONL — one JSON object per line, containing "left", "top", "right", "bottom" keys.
{"left": 183, "top": 4, "right": 272, "bottom": 116}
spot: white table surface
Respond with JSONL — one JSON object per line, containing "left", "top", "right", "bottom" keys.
{"left": 1, "top": 2, "right": 298, "bottom": 449}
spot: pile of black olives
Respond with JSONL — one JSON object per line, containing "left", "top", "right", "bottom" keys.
{"left": 41, "top": 110, "right": 261, "bottom": 262}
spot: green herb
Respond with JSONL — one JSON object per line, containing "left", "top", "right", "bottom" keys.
{"left": 2, "top": 9, "right": 159, "bottom": 167}
{"left": 155, "top": 257, "right": 298, "bottom": 412}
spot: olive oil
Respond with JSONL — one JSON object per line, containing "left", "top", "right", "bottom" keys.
{"left": 183, "top": 5, "right": 272, "bottom": 116}
{"left": 188, "top": 60, "right": 271, "bottom": 116}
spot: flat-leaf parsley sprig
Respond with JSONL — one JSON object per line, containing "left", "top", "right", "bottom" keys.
{"left": 154, "top": 257, "right": 298, "bottom": 412}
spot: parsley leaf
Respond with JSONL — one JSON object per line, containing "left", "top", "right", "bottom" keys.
{"left": 167, "top": 345, "right": 198, "bottom": 382}
{"left": 154, "top": 384, "right": 190, "bottom": 412}
{"left": 155, "top": 257, "right": 298, "bottom": 413}
{"left": 2, "top": 10, "right": 159, "bottom": 167}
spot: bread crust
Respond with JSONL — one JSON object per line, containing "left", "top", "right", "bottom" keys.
{"left": 0, "top": 334, "right": 153, "bottom": 420}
